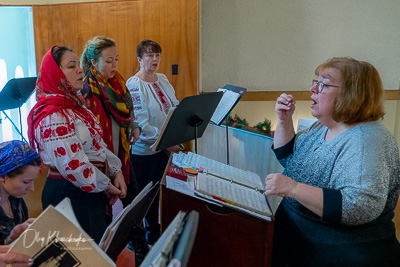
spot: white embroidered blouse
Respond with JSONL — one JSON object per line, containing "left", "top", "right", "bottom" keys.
{"left": 35, "top": 108, "right": 122, "bottom": 193}
{"left": 126, "top": 73, "right": 179, "bottom": 155}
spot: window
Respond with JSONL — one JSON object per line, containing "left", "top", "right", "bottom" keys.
{"left": 0, "top": 6, "right": 36, "bottom": 143}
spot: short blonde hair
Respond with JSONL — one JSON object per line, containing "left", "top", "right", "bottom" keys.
{"left": 315, "top": 57, "right": 385, "bottom": 124}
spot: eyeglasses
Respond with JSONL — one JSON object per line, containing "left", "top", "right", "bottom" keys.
{"left": 312, "top": 79, "right": 340, "bottom": 93}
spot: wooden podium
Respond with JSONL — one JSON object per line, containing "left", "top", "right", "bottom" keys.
{"left": 160, "top": 163, "right": 275, "bottom": 267}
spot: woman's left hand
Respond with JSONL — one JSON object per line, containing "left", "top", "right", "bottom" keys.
{"left": 113, "top": 172, "right": 127, "bottom": 199}
{"left": 130, "top": 127, "right": 141, "bottom": 145}
{"left": 264, "top": 173, "right": 298, "bottom": 198}
{"left": 6, "top": 218, "right": 36, "bottom": 244}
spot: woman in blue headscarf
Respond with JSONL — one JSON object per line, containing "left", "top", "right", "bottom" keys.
{"left": 0, "top": 140, "right": 41, "bottom": 245}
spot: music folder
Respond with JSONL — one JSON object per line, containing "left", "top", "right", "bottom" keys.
{"left": 99, "top": 181, "right": 160, "bottom": 261}
{"left": 152, "top": 92, "right": 223, "bottom": 152}
{"left": 140, "top": 210, "right": 199, "bottom": 267}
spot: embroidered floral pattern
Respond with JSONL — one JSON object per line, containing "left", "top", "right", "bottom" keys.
{"left": 43, "top": 129, "right": 52, "bottom": 138}
{"left": 55, "top": 126, "right": 69, "bottom": 136}
{"left": 54, "top": 147, "right": 66, "bottom": 157}
{"left": 92, "top": 139, "right": 101, "bottom": 151}
{"left": 70, "top": 143, "right": 82, "bottom": 153}
{"left": 67, "top": 159, "right": 81, "bottom": 171}
{"left": 83, "top": 167, "right": 94, "bottom": 178}
{"left": 66, "top": 174, "right": 77, "bottom": 182}
{"left": 81, "top": 183, "right": 96, "bottom": 193}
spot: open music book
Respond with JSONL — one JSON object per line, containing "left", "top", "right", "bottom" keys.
{"left": 173, "top": 151, "right": 264, "bottom": 191}
{"left": 9, "top": 198, "right": 116, "bottom": 267}
{"left": 210, "top": 88, "right": 241, "bottom": 125}
{"left": 172, "top": 152, "right": 272, "bottom": 220}
{"left": 151, "top": 107, "right": 176, "bottom": 152}
{"left": 195, "top": 172, "right": 271, "bottom": 217}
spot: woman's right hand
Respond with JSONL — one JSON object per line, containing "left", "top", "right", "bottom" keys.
{"left": 105, "top": 183, "right": 122, "bottom": 205}
{"left": 0, "top": 245, "right": 32, "bottom": 267}
{"left": 275, "top": 93, "right": 296, "bottom": 121}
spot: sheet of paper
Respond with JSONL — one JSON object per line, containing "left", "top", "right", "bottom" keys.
{"left": 210, "top": 88, "right": 240, "bottom": 125}
{"left": 166, "top": 175, "right": 222, "bottom": 206}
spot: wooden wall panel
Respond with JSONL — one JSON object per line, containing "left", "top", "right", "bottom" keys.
{"left": 27, "top": 0, "right": 197, "bottom": 217}
{"left": 32, "top": 0, "right": 199, "bottom": 100}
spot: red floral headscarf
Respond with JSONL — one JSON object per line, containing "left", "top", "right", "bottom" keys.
{"left": 28, "top": 46, "right": 101, "bottom": 150}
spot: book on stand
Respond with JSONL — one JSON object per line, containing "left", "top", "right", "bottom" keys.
{"left": 151, "top": 92, "right": 223, "bottom": 153}
{"left": 195, "top": 172, "right": 271, "bottom": 217}
{"left": 171, "top": 152, "right": 273, "bottom": 220}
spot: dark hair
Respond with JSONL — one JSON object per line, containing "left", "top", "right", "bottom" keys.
{"left": 315, "top": 57, "right": 385, "bottom": 123}
{"left": 81, "top": 36, "right": 116, "bottom": 74}
{"left": 6, "top": 157, "right": 41, "bottom": 178}
{"left": 52, "top": 46, "right": 73, "bottom": 67}
{"left": 136, "top": 39, "right": 162, "bottom": 58}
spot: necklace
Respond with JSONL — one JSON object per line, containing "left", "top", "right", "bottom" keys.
{"left": 1, "top": 199, "right": 13, "bottom": 219}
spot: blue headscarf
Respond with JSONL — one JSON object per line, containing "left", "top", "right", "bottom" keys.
{"left": 0, "top": 140, "right": 40, "bottom": 177}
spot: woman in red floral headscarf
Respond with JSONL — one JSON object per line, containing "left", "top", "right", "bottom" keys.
{"left": 27, "top": 46, "right": 125, "bottom": 243}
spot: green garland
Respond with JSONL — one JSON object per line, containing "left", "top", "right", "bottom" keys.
{"left": 223, "top": 113, "right": 273, "bottom": 137}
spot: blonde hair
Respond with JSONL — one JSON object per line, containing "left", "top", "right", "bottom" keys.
{"left": 315, "top": 57, "right": 385, "bottom": 123}
{"left": 80, "top": 36, "right": 116, "bottom": 74}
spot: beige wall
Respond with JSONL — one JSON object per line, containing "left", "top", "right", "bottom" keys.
{"left": 200, "top": 0, "right": 400, "bottom": 92}
{"left": 233, "top": 100, "right": 400, "bottom": 138}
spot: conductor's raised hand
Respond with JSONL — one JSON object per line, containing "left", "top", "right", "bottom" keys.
{"left": 264, "top": 173, "right": 298, "bottom": 198}
{"left": 275, "top": 93, "right": 296, "bottom": 121}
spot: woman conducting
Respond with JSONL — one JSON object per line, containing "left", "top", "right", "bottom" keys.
{"left": 28, "top": 46, "right": 123, "bottom": 243}
{"left": 126, "top": 39, "right": 180, "bottom": 245}
{"left": 265, "top": 57, "right": 400, "bottom": 266}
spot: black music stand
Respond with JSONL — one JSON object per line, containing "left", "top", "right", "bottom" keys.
{"left": 102, "top": 181, "right": 160, "bottom": 263}
{"left": 0, "top": 77, "right": 36, "bottom": 142}
{"left": 217, "top": 84, "right": 247, "bottom": 165}
{"left": 152, "top": 92, "right": 223, "bottom": 153}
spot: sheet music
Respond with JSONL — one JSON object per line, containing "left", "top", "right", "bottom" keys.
{"left": 196, "top": 173, "right": 271, "bottom": 216}
{"left": 173, "top": 152, "right": 263, "bottom": 190}
{"left": 210, "top": 88, "right": 240, "bottom": 125}
{"left": 166, "top": 175, "right": 223, "bottom": 206}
